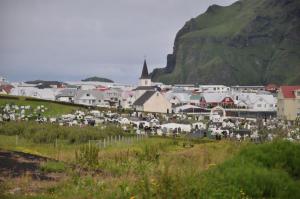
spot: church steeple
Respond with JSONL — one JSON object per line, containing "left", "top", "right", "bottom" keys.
{"left": 140, "top": 59, "right": 149, "bottom": 79}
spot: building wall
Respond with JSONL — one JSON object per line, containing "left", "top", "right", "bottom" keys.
{"left": 139, "top": 78, "right": 151, "bottom": 87}
{"left": 278, "top": 99, "right": 297, "bottom": 120}
{"left": 143, "top": 92, "right": 172, "bottom": 113}
{"left": 135, "top": 105, "right": 144, "bottom": 112}
{"left": 277, "top": 90, "right": 300, "bottom": 121}
{"left": 57, "top": 96, "right": 72, "bottom": 102}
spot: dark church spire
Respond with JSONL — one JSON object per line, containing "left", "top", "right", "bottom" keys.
{"left": 140, "top": 59, "right": 149, "bottom": 79}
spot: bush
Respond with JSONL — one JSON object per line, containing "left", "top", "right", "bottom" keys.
{"left": 198, "top": 141, "right": 300, "bottom": 199}
{"left": 132, "top": 141, "right": 300, "bottom": 199}
{"left": 75, "top": 144, "right": 100, "bottom": 168}
{"left": 40, "top": 161, "right": 66, "bottom": 173}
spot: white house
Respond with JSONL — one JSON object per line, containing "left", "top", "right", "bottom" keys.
{"left": 199, "top": 85, "right": 230, "bottom": 93}
{"left": 10, "top": 87, "right": 59, "bottom": 100}
{"left": 233, "top": 92, "right": 277, "bottom": 111}
{"left": 164, "top": 90, "right": 191, "bottom": 106}
{"left": 121, "top": 90, "right": 136, "bottom": 109}
{"left": 74, "top": 90, "right": 107, "bottom": 106}
{"left": 55, "top": 89, "right": 77, "bottom": 103}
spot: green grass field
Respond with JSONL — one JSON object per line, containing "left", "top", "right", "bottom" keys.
{"left": 0, "top": 97, "right": 85, "bottom": 117}
{"left": 2, "top": 130, "right": 299, "bottom": 199}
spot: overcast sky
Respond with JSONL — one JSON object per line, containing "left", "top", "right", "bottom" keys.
{"left": 0, "top": 0, "right": 237, "bottom": 84}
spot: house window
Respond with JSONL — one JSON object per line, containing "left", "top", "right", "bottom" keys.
{"left": 257, "top": 104, "right": 262, "bottom": 107}
{"left": 145, "top": 80, "right": 148, "bottom": 85}
{"left": 156, "top": 93, "right": 159, "bottom": 96}
{"left": 86, "top": 94, "right": 90, "bottom": 97}
{"left": 297, "top": 91, "right": 300, "bottom": 96}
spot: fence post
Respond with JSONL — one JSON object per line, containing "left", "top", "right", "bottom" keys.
{"left": 104, "top": 138, "right": 106, "bottom": 148}
{"left": 55, "top": 138, "right": 58, "bottom": 148}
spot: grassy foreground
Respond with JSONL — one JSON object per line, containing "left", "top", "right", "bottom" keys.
{"left": 1, "top": 132, "right": 299, "bottom": 198}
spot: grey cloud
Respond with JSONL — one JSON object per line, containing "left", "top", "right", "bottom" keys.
{"left": 0, "top": 0, "right": 237, "bottom": 84}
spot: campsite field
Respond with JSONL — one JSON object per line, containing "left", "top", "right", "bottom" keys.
{"left": 1, "top": 130, "right": 300, "bottom": 199}
{"left": 0, "top": 96, "right": 85, "bottom": 117}
{"left": 0, "top": 97, "right": 299, "bottom": 198}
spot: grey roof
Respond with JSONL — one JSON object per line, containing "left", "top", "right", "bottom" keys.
{"left": 133, "top": 91, "right": 156, "bottom": 106}
{"left": 56, "top": 89, "right": 77, "bottom": 98}
{"left": 133, "top": 86, "right": 159, "bottom": 91}
{"left": 74, "top": 90, "right": 105, "bottom": 101}
{"left": 140, "top": 60, "right": 150, "bottom": 79}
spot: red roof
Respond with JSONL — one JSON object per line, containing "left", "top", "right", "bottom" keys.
{"left": 280, "top": 86, "right": 300, "bottom": 98}
{"left": 0, "top": 85, "right": 14, "bottom": 94}
{"left": 265, "top": 84, "right": 278, "bottom": 90}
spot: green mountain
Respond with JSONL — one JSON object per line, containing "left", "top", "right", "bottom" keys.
{"left": 82, "top": 76, "right": 114, "bottom": 83}
{"left": 151, "top": 0, "right": 300, "bottom": 85}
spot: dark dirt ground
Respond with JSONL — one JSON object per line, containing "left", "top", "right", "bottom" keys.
{"left": 0, "top": 149, "right": 58, "bottom": 181}
{"left": 0, "top": 149, "right": 66, "bottom": 196}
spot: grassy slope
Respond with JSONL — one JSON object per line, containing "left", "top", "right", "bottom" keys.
{"left": 1, "top": 134, "right": 299, "bottom": 198}
{"left": 0, "top": 135, "right": 245, "bottom": 198}
{"left": 0, "top": 97, "right": 85, "bottom": 117}
{"left": 154, "top": 0, "right": 300, "bottom": 85}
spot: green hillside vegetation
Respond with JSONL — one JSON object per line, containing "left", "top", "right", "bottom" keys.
{"left": 0, "top": 122, "right": 125, "bottom": 144}
{"left": 0, "top": 96, "right": 85, "bottom": 117}
{"left": 1, "top": 128, "right": 299, "bottom": 199}
{"left": 82, "top": 76, "right": 114, "bottom": 83}
{"left": 152, "top": 0, "right": 300, "bottom": 85}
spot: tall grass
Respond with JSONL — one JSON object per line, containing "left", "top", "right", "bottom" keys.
{"left": 0, "top": 121, "right": 125, "bottom": 144}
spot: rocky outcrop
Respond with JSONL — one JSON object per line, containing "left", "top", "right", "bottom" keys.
{"left": 151, "top": 0, "right": 300, "bottom": 85}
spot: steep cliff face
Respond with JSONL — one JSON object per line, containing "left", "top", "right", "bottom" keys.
{"left": 151, "top": 0, "right": 300, "bottom": 85}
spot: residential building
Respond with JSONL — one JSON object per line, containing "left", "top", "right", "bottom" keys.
{"left": 233, "top": 92, "right": 277, "bottom": 111}
{"left": 74, "top": 90, "right": 107, "bottom": 107}
{"left": 133, "top": 91, "right": 172, "bottom": 113}
{"left": 0, "top": 85, "right": 14, "bottom": 95}
{"left": 277, "top": 86, "right": 300, "bottom": 121}
{"left": 55, "top": 89, "right": 77, "bottom": 103}
{"left": 164, "top": 90, "right": 191, "bottom": 106}
{"left": 231, "top": 85, "right": 264, "bottom": 93}
{"left": 10, "top": 87, "right": 58, "bottom": 100}
{"left": 199, "top": 92, "right": 234, "bottom": 108}
{"left": 199, "top": 85, "right": 230, "bottom": 93}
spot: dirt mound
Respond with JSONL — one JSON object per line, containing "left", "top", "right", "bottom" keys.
{"left": 0, "top": 149, "right": 58, "bottom": 181}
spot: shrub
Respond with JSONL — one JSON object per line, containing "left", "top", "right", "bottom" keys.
{"left": 0, "top": 121, "right": 125, "bottom": 144}
{"left": 198, "top": 141, "right": 300, "bottom": 199}
{"left": 75, "top": 144, "right": 100, "bottom": 168}
{"left": 40, "top": 161, "right": 66, "bottom": 173}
